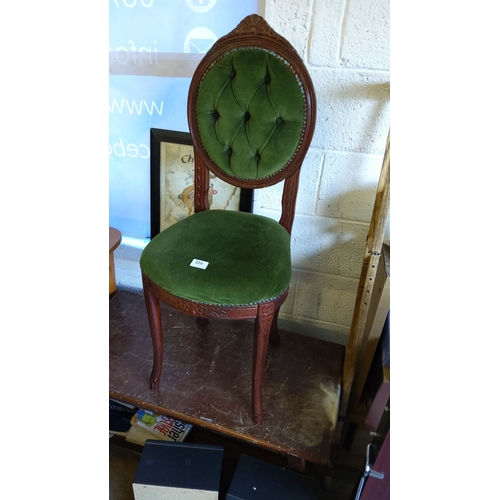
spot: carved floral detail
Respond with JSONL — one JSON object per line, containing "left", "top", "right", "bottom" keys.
{"left": 233, "top": 14, "right": 277, "bottom": 38}
{"left": 176, "top": 301, "right": 230, "bottom": 317}
{"left": 257, "top": 301, "right": 275, "bottom": 335}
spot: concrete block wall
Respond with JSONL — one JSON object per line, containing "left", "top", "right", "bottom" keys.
{"left": 114, "top": 0, "right": 390, "bottom": 346}
{"left": 258, "top": 0, "right": 390, "bottom": 344}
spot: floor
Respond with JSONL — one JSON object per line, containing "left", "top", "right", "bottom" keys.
{"left": 109, "top": 287, "right": 366, "bottom": 499}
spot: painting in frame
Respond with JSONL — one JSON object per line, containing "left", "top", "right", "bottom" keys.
{"left": 150, "top": 128, "right": 253, "bottom": 239}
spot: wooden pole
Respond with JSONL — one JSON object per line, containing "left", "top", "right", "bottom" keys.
{"left": 338, "top": 131, "right": 390, "bottom": 423}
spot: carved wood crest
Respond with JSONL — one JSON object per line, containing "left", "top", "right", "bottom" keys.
{"left": 232, "top": 14, "right": 279, "bottom": 38}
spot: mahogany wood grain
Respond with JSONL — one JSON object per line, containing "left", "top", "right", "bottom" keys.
{"left": 279, "top": 169, "right": 301, "bottom": 235}
{"left": 269, "top": 307, "right": 281, "bottom": 345}
{"left": 143, "top": 283, "right": 163, "bottom": 390}
{"left": 252, "top": 301, "right": 276, "bottom": 424}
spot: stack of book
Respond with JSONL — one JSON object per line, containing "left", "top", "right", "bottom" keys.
{"left": 109, "top": 399, "right": 192, "bottom": 445}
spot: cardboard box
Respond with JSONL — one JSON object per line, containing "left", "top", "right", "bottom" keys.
{"left": 132, "top": 440, "right": 224, "bottom": 499}
{"left": 226, "top": 454, "right": 323, "bottom": 500}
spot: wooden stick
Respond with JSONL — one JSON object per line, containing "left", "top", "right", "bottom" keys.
{"left": 339, "top": 131, "right": 390, "bottom": 420}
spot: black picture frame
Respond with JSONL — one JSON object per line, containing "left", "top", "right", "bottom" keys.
{"left": 150, "top": 128, "right": 253, "bottom": 239}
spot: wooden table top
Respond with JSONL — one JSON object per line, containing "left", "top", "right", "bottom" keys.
{"left": 109, "top": 290, "right": 345, "bottom": 466}
{"left": 109, "top": 227, "right": 122, "bottom": 252}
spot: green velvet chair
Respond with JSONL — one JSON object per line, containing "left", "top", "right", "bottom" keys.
{"left": 140, "top": 14, "right": 316, "bottom": 424}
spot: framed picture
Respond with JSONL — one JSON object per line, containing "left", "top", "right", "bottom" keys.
{"left": 150, "top": 128, "right": 253, "bottom": 238}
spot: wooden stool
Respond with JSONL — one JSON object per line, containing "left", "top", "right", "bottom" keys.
{"left": 109, "top": 227, "right": 122, "bottom": 295}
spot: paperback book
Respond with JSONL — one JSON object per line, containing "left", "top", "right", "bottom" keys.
{"left": 109, "top": 398, "right": 137, "bottom": 436}
{"left": 127, "top": 409, "right": 192, "bottom": 445}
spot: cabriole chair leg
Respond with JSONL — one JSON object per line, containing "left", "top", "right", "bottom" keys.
{"left": 143, "top": 283, "right": 164, "bottom": 390}
{"left": 252, "top": 301, "right": 276, "bottom": 424}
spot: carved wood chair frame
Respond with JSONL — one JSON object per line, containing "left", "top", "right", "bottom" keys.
{"left": 141, "top": 14, "right": 316, "bottom": 425}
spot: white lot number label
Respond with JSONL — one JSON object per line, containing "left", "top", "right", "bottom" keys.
{"left": 190, "top": 258, "right": 209, "bottom": 269}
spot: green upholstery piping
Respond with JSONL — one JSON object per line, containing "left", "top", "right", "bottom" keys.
{"left": 196, "top": 47, "right": 306, "bottom": 180}
{"left": 140, "top": 210, "right": 292, "bottom": 306}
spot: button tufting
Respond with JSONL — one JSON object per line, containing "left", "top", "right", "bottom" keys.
{"left": 195, "top": 47, "right": 310, "bottom": 181}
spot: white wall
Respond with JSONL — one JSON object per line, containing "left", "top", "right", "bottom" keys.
{"left": 115, "top": 0, "right": 390, "bottom": 346}
{"left": 258, "top": 0, "right": 390, "bottom": 344}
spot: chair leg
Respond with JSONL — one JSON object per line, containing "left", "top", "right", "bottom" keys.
{"left": 252, "top": 301, "right": 275, "bottom": 424}
{"left": 269, "top": 306, "right": 281, "bottom": 345}
{"left": 143, "top": 284, "right": 163, "bottom": 390}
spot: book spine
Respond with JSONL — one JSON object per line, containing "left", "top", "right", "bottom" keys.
{"left": 131, "top": 410, "right": 192, "bottom": 442}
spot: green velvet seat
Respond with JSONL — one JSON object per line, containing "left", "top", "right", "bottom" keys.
{"left": 140, "top": 210, "right": 291, "bottom": 307}
{"left": 140, "top": 14, "right": 316, "bottom": 425}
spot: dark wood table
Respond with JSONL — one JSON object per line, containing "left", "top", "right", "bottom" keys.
{"left": 109, "top": 290, "right": 344, "bottom": 467}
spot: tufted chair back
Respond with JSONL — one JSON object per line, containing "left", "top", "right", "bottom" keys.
{"left": 188, "top": 14, "right": 316, "bottom": 232}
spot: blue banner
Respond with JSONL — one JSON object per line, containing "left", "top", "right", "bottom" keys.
{"left": 109, "top": 0, "right": 260, "bottom": 238}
